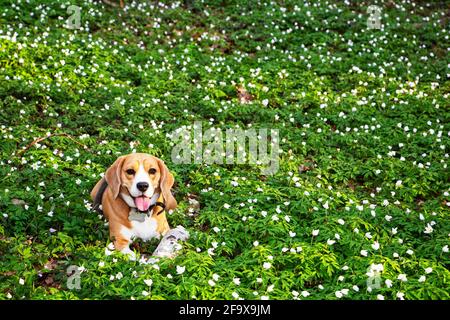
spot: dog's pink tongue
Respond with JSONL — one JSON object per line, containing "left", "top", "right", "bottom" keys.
{"left": 135, "top": 196, "right": 150, "bottom": 211}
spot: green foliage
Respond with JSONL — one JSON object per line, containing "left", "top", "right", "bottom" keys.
{"left": 0, "top": 0, "right": 448, "bottom": 300}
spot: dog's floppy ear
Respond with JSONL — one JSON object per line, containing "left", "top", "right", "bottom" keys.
{"left": 156, "top": 158, "right": 177, "bottom": 211}
{"left": 105, "top": 156, "right": 126, "bottom": 199}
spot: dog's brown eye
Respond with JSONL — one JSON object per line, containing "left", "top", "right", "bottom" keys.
{"left": 126, "top": 169, "right": 135, "bottom": 175}
{"left": 148, "top": 168, "right": 157, "bottom": 174}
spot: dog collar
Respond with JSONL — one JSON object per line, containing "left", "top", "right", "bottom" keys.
{"left": 128, "top": 193, "right": 166, "bottom": 222}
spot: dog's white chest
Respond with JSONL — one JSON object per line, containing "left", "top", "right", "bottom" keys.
{"left": 121, "top": 216, "right": 159, "bottom": 241}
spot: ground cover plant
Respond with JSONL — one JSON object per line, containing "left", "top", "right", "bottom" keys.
{"left": 0, "top": 0, "right": 449, "bottom": 300}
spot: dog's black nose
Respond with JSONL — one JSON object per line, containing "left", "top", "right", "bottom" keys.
{"left": 136, "top": 182, "right": 149, "bottom": 192}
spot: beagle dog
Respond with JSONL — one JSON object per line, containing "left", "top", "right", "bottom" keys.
{"left": 90, "top": 153, "right": 177, "bottom": 257}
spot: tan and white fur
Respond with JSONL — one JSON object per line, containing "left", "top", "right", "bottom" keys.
{"left": 90, "top": 153, "right": 177, "bottom": 258}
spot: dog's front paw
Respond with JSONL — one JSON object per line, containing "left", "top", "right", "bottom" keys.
{"left": 168, "top": 225, "right": 190, "bottom": 241}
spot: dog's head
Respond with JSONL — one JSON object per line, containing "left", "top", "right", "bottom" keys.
{"left": 103, "top": 153, "right": 177, "bottom": 212}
